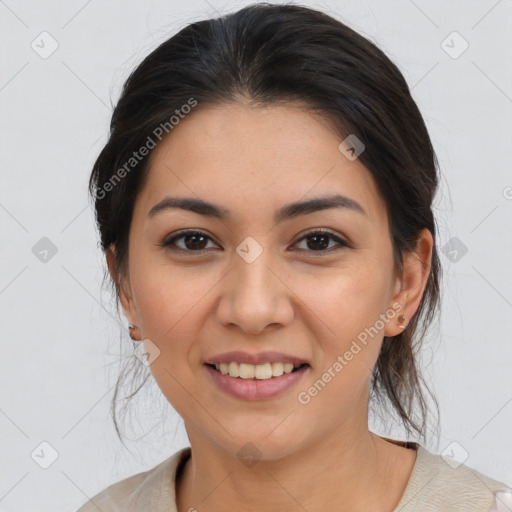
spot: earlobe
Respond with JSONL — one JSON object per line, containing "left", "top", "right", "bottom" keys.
{"left": 384, "top": 277, "right": 408, "bottom": 337}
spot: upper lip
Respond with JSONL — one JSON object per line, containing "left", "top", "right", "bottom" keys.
{"left": 204, "top": 351, "right": 309, "bottom": 366}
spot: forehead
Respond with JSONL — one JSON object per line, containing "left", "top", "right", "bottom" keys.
{"left": 136, "top": 102, "right": 387, "bottom": 225}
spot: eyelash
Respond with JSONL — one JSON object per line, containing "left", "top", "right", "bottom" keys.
{"left": 159, "top": 228, "right": 349, "bottom": 255}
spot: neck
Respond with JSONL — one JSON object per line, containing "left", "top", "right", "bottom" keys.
{"left": 176, "top": 421, "right": 414, "bottom": 512}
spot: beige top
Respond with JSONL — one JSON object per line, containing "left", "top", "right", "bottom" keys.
{"left": 76, "top": 442, "right": 511, "bottom": 511}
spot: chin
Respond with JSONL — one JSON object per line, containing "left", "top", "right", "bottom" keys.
{"left": 212, "top": 425, "right": 310, "bottom": 463}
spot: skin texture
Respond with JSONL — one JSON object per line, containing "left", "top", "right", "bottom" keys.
{"left": 108, "top": 102, "right": 433, "bottom": 511}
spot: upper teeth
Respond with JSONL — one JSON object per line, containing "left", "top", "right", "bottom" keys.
{"left": 214, "top": 362, "right": 301, "bottom": 379}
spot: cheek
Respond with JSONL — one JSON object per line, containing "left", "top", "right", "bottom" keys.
{"left": 128, "top": 255, "right": 223, "bottom": 402}
{"left": 294, "top": 271, "right": 386, "bottom": 414}
{"left": 292, "top": 261, "right": 391, "bottom": 335}
{"left": 291, "top": 264, "right": 389, "bottom": 387}
{"left": 130, "top": 249, "right": 221, "bottom": 340}
{"left": 130, "top": 263, "right": 210, "bottom": 418}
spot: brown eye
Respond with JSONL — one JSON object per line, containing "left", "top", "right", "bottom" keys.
{"left": 159, "top": 228, "right": 348, "bottom": 255}
{"left": 161, "top": 230, "right": 218, "bottom": 252}
{"left": 294, "top": 229, "right": 348, "bottom": 253}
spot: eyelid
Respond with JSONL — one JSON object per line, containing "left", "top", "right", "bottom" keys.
{"left": 160, "top": 229, "right": 219, "bottom": 252}
{"left": 293, "top": 227, "right": 350, "bottom": 252}
{"left": 159, "top": 227, "right": 350, "bottom": 253}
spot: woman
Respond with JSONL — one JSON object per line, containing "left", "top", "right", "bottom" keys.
{"left": 77, "top": 3, "right": 511, "bottom": 511}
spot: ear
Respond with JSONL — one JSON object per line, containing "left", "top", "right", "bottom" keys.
{"left": 384, "top": 228, "right": 433, "bottom": 337}
{"left": 106, "top": 244, "right": 137, "bottom": 326}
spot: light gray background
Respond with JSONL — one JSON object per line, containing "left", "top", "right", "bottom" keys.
{"left": 1, "top": 0, "right": 511, "bottom": 510}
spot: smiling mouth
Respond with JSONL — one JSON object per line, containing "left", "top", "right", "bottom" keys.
{"left": 205, "top": 362, "right": 309, "bottom": 380}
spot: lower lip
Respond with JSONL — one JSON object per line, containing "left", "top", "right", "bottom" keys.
{"left": 204, "top": 364, "right": 309, "bottom": 400}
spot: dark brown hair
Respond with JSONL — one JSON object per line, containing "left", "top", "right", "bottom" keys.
{"left": 89, "top": 2, "right": 441, "bottom": 445}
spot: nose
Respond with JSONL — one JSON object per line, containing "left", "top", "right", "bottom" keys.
{"left": 215, "top": 245, "right": 294, "bottom": 335}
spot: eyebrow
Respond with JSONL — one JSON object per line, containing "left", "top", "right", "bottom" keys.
{"left": 148, "top": 194, "right": 367, "bottom": 223}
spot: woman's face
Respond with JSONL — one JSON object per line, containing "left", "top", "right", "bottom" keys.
{"left": 114, "top": 102, "right": 430, "bottom": 459}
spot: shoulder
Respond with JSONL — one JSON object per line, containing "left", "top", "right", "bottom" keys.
{"left": 76, "top": 447, "right": 191, "bottom": 512}
{"left": 395, "top": 444, "right": 512, "bottom": 512}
